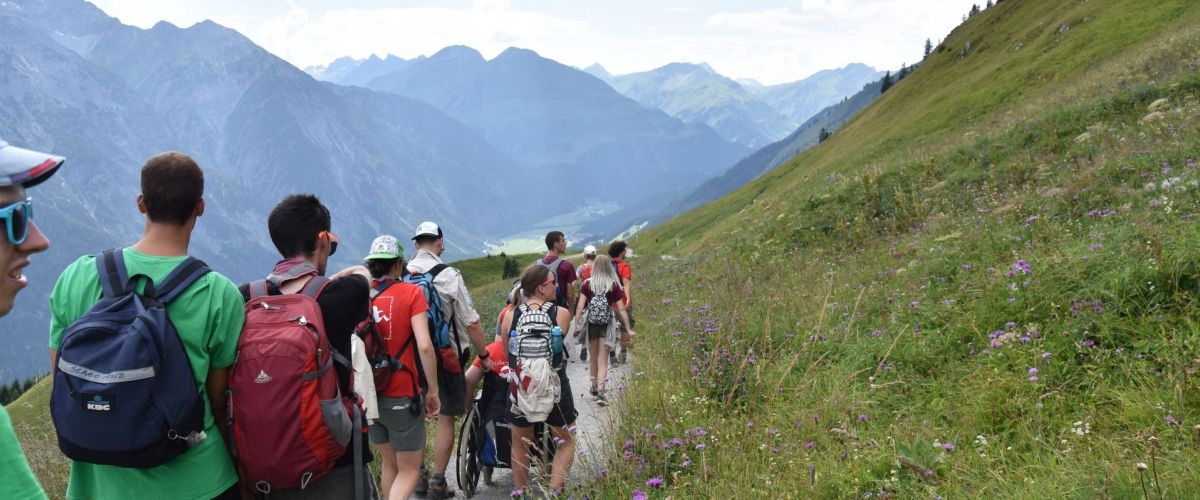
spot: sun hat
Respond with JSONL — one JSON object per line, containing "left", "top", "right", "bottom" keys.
{"left": 412, "top": 221, "right": 443, "bottom": 240}
{"left": 364, "top": 235, "right": 403, "bottom": 261}
{"left": 0, "top": 139, "right": 65, "bottom": 188}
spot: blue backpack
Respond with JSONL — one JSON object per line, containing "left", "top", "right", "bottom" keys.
{"left": 403, "top": 264, "right": 453, "bottom": 349}
{"left": 51, "top": 249, "right": 210, "bottom": 468}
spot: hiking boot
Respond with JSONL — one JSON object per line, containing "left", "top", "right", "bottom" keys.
{"left": 596, "top": 389, "right": 609, "bottom": 407}
{"left": 590, "top": 382, "right": 598, "bottom": 397}
{"left": 415, "top": 464, "right": 429, "bottom": 495}
{"left": 618, "top": 349, "right": 627, "bottom": 364}
{"left": 579, "top": 346, "right": 588, "bottom": 361}
{"left": 428, "top": 475, "right": 455, "bottom": 499}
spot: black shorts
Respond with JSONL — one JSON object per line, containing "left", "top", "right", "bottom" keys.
{"left": 510, "top": 367, "right": 577, "bottom": 428}
{"left": 439, "top": 368, "right": 467, "bottom": 417}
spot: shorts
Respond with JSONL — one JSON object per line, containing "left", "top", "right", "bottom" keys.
{"left": 510, "top": 368, "right": 577, "bottom": 429}
{"left": 586, "top": 322, "right": 608, "bottom": 341}
{"left": 262, "top": 463, "right": 379, "bottom": 499}
{"left": 438, "top": 368, "right": 467, "bottom": 417}
{"left": 369, "top": 397, "right": 424, "bottom": 452}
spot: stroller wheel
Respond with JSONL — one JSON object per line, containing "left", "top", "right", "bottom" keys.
{"left": 456, "top": 405, "right": 482, "bottom": 497}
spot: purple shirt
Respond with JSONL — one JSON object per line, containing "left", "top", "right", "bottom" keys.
{"left": 542, "top": 254, "right": 577, "bottom": 299}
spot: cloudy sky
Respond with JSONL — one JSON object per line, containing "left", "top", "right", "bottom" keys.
{"left": 90, "top": 0, "right": 980, "bottom": 85}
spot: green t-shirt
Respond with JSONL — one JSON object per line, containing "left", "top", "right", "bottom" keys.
{"left": 0, "top": 406, "right": 47, "bottom": 499}
{"left": 49, "top": 248, "right": 245, "bottom": 500}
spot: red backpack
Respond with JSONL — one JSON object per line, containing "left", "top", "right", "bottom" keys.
{"left": 228, "top": 277, "right": 362, "bottom": 495}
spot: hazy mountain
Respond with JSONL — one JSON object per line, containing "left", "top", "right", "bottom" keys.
{"left": 579, "top": 73, "right": 890, "bottom": 239}
{"left": 583, "top": 63, "right": 611, "bottom": 80}
{"left": 606, "top": 62, "right": 796, "bottom": 148}
{"left": 0, "top": 0, "right": 538, "bottom": 381}
{"left": 750, "top": 63, "right": 884, "bottom": 124}
{"left": 305, "top": 54, "right": 413, "bottom": 87}
{"left": 364, "top": 46, "right": 750, "bottom": 208}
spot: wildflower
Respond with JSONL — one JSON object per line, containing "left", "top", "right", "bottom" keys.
{"left": 1082, "top": 339, "right": 1095, "bottom": 348}
{"left": 693, "top": 427, "right": 708, "bottom": 437}
{"left": 1042, "top": 352, "right": 1051, "bottom": 359}
{"left": 662, "top": 298, "right": 673, "bottom": 305}
{"left": 511, "top": 489, "right": 524, "bottom": 498}
{"left": 1090, "top": 243, "right": 1103, "bottom": 251}
{"left": 632, "top": 489, "right": 648, "bottom": 500}
{"left": 805, "top": 441, "right": 816, "bottom": 449}
{"left": 1009, "top": 296, "right": 1017, "bottom": 303}
{"left": 1025, "top": 215, "right": 1039, "bottom": 225}
{"left": 1012, "top": 260, "right": 1032, "bottom": 275}
{"left": 1028, "top": 368, "right": 1039, "bottom": 376}
{"left": 624, "top": 440, "right": 635, "bottom": 449}
{"left": 646, "top": 476, "right": 664, "bottom": 488}
{"left": 746, "top": 420, "right": 755, "bottom": 429}
{"left": 681, "top": 459, "right": 691, "bottom": 467}
{"left": 1167, "top": 414, "right": 1181, "bottom": 425}
{"left": 695, "top": 443, "right": 706, "bottom": 450}
{"left": 942, "top": 443, "right": 956, "bottom": 451}
{"left": 858, "top": 414, "right": 869, "bottom": 422}
{"left": 1029, "top": 376, "right": 1039, "bottom": 383}
{"left": 962, "top": 264, "right": 973, "bottom": 270}
{"left": 1137, "top": 462, "right": 1148, "bottom": 471}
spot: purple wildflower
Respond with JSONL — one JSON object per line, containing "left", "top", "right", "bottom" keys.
{"left": 746, "top": 420, "right": 755, "bottom": 429}
{"left": 1082, "top": 339, "right": 1095, "bottom": 348}
{"left": 662, "top": 298, "right": 673, "bottom": 305}
{"left": 858, "top": 414, "right": 869, "bottom": 422}
{"left": 624, "top": 440, "right": 635, "bottom": 449}
{"left": 1029, "top": 376, "right": 1039, "bottom": 383}
{"left": 646, "top": 476, "right": 664, "bottom": 488}
{"left": 632, "top": 489, "right": 648, "bottom": 500}
{"left": 511, "top": 489, "right": 524, "bottom": 498}
{"left": 805, "top": 440, "right": 816, "bottom": 449}
{"left": 942, "top": 443, "right": 956, "bottom": 451}
{"left": 1012, "top": 259, "right": 1032, "bottom": 275}
{"left": 1167, "top": 414, "right": 1181, "bottom": 426}
{"left": 682, "top": 459, "right": 691, "bottom": 467}
{"left": 1028, "top": 367, "right": 1038, "bottom": 376}
{"left": 1042, "top": 352, "right": 1052, "bottom": 359}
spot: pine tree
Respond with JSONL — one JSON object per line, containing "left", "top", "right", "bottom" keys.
{"left": 818, "top": 128, "right": 832, "bottom": 143}
{"left": 502, "top": 255, "right": 520, "bottom": 279}
{"left": 969, "top": 4, "right": 981, "bottom": 17}
{"left": 924, "top": 38, "right": 933, "bottom": 59}
{"left": 880, "top": 71, "right": 893, "bottom": 94}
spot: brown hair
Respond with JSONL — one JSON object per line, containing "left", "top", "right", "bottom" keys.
{"left": 141, "top": 152, "right": 203, "bottom": 225}
{"left": 519, "top": 263, "right": 552, "bottom": 298}
{"left": 366, "top": 258, "right": 400, "bottom": 279}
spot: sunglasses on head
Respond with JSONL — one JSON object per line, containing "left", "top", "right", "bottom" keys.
{"left": 319, "top": 230, "right": 338, "bottom": 256}
{"left": 0, "top": 198, "right": 33, "bottom": 246}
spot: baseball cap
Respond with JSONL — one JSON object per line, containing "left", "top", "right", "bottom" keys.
{"left": 583, "top": 244, "right": 597, "bottom": 255}
{"left": 0, "top": 139, "right": 65, "bottom": 188}
{"left": 412, "top": 221, "right": 443, "bottom": 240}
{"left": 364, "top": 235, "right": 403, "bottom": 261}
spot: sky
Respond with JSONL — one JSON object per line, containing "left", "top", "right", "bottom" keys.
{"left": 89, "top": 0, "right": 982, "bottom": 85}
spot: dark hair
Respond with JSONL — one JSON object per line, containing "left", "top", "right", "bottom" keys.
{"left": 366, "top": 258, "right": 400, "bottom": 279}
{"left": 414, "top": 235, "right": 440, "bottom": 246}
{"left": 141, "top": 152, "right": 203, "bottom": 225}
{"left": 520, "top": 263, "right": 552, "bottom": 298}
{"left": 268, "top": 194, "right": 331, "bottom": 258}
{"left": 608, "top": 240, "right": 628, "bottom": 259}
{"left": 545, "top": 230, "right": 564, "bottom": 250}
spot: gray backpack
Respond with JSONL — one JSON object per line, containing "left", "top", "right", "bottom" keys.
{"left": 584, "top": 279, "right": 614, "bottom": 325}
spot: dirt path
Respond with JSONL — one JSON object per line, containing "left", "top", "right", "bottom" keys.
{"left": 444, "top": 345, "right": 629, "bottom": 498}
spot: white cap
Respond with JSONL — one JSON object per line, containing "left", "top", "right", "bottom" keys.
{"left": 412, "top": 221, "right": 443, "bottom": 240}
{"left": 583, "top": 244, "right": 597, "bottom": 255}
{"left": 364, "top": 235, "right": 403, "bottom": 260}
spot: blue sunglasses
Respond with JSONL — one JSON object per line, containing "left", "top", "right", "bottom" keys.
{"left": 0, "top": 198, "right": 33, "bottom": 246}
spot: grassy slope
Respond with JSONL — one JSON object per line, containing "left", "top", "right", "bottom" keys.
{"left": 599, "top": 0, "right": 1200, "bottom": 497}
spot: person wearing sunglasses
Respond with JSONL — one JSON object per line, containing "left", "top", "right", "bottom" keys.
{"left": 48, "top": 152, "right": 250, "bottom": 500}
{"left": 0, "top": 139, "right": 63, "bottom": 499}
{"left": 236, "top": 194, "right": 377, "bottom": 499}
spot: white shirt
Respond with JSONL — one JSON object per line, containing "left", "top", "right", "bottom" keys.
{"left": 407, "top": 248, "right": 482, "bottom": 353}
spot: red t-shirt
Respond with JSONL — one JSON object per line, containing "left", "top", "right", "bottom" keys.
{"left": 613, "top": 259, "right": 633, "bottom": 307}
{"left": 471, "top": 338, "right": 509, "bottom": 376}
{"left": 371, "top": 280, "right": 430, "bottom": 398}
{"left": 580, "top": 279, "right": 625, "bottom": 306}
{"left": 578, "top": 263, "right": 593, "bottom": 282}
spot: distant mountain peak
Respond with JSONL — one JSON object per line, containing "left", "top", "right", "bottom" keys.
{"left": 431, "top": 45, "right": 484, "bottom": 62}
{"left": 495, "top": 46, "right": 541, "bottom": 61}
{"left": 584, "top": 63, "right": 611, "bottom": 80}
{"left": 149, "top": 19, "right": 181, "bottom": 31}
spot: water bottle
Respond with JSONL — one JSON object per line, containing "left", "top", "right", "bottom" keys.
{"left": 509, "top": 330, "right": 519, "bottom": 358}
{"left": 551, "top": 325, "right": 564, "bottom": 355}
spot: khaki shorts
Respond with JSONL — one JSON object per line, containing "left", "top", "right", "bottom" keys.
{"left": 369, "top": 397, "right": 424, "bottom": 452}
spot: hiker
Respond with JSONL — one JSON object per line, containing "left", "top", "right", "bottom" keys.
{"left": 0, "top": 140, "right": 61, "bottom": 499}
{"left": 232, "top": 194, "right": 377, "bottom": 499}
{"left": 609, "top": 240, "right": 635, "bottom": 365}
{"left": 48, "top": 152, "right": 247, "bottom": 499}
{"left": 576, "top": 245, "right": 597, "bottom": 361}
{"left": 538, "top": 231, "right": 577, "bottom": 311}
{"left": 468, "top": 282, "right": 522, "bottom": 407}
{"left": 503, "top": 263, "right": 577, "bottom": 492}
{"left": 407, "top": 221, "right": 494, "bottom": 499}
{"left": 361, "top": 235, "right": 442, "bottom": 500}
{"left": 574, "top": 255, "right": 634, "bottom": 405}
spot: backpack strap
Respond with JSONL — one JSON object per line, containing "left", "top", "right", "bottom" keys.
{"left": 299, "top": 275, "right": 331, "bottom": 300}
{"left": 427, "top": 264, "right": 448, "bottom": 280}
{"left": 154, "top": 257, "right": 211, "bottom": 304}
{"left": 95, "top": 248, "right": 130, "bottom": 298}
{"left": 247, "top": 280, "right": 270, "bottom": 300}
